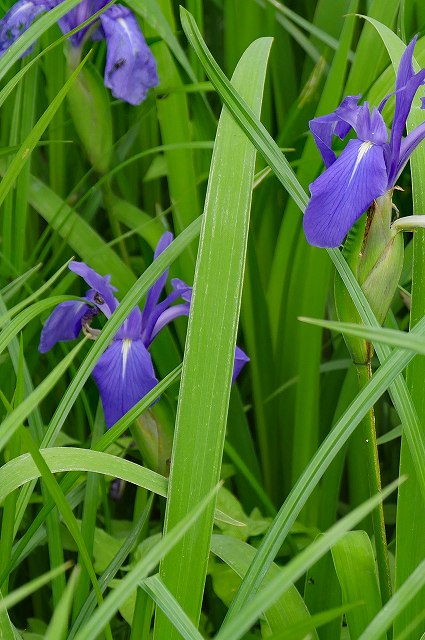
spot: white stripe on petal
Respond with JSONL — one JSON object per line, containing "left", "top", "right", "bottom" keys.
{"left": 121, "top": 339, "right": 132, "bottom": 380}
{"left": 348, "top": 141, "right": 373, "bottom": 185}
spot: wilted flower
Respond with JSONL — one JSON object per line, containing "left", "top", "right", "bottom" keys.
{"left": 39, "top": 233, "right": 249, "bottom": 427}
{"left": 0, "top": 0, "right": 158, "bottom": 105}
{"left": 304, "top": 36, "right": 425, "bottom": 248}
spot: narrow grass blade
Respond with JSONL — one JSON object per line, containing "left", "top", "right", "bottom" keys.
{"left": 0, "top": 52, "right": 91, "bottom": 209}
{"left": 69, "top": 497, "right": 154, "bottom": 638}
{"left": 142, "top": 575, "right": 205, "bottom": 640}
{"left": 155, "top": 35, "right": 271, "bottom": 638}
{"left": 222, "top": 314, "right": 425, "bottom": 623}
{"left": 180, "top": 7, "right": 308, "bottom": 212}
{"left": 300, "top": 317, "right": 425, "bottom": 354}
{"left": 0, "top": 563, "right": 71, "bottom": 613}
{"left": 0, "top": 340, "right": 84, "bottom": 452}
{"left": 44, "top": 567, "right": 80, "bottom": 640}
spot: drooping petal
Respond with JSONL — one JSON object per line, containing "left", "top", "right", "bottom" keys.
{"left": 38, "top": 299, "right": 94, "bottom": 353}
{"left": 388, "top": 36, "right": 425, "bottom": 185}
{"left": 309, "top": 95, "right": 362, "bottom": 168}
{"left": 303, "top": 138, "right": 388, "bottom": 248}
{"left": 0, "top": 0, "right": 50, "bottom": 56}
{"left": 69, "top": 261, "right": 118, "bottom": 317}
{"left": 100, "top": 4, "right": 159, "bottom": 105}
{"left": 57, "top": 0, "right": 107, "bottom": 46}
{"left": 396, "top": 120, "right": 425, "bottom": 178}
{"left": 92, "top": 338, "right": 158, "bottom": 428}
{"left": 141, "top": 231, "right": 173, "bottom": 334}
{"left": 232, "top": 346, "right": 250, "bottom": 382}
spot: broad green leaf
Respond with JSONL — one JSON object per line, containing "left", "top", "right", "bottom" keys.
{"left": 211, "top": 535, "right": 318, "bottom": 637}
{"left": 332, "top": 531, "right": 383, "bottom": 639}
{"left": 155, "top": 35, "right": 272, "bottom": 638}
{"left": 215, "top": 480, "right": 401, "bottom": 640}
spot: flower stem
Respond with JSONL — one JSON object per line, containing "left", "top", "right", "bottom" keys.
{"left": 356, "top": 362, "right": 392, "bottom": 608}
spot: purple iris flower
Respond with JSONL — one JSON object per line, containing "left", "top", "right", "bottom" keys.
{"left": 0, "top": 0, "right": 158, "bottom": 105}
{"left": 304, "top": 36, "right": 425, "bottom": 248}
{"left": 39, "top": 233, "right": 249, "bottom": 428}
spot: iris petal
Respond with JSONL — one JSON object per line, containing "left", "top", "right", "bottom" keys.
{"left": 100, "top": 4, "right": 159, "bottom": 105}
{"left": 38, "top": 300, "right": 93, "bottom": 353}
{"left": 304, "top": 138, "right": 388, "bottom": 248}
{"left": 309, "top": 95, "right": 362, "bottom": 168}
{"left": 141, "top": 232, "right": 173, "bottom": 335}
{"left": 232, "top": 346, "right": 249, "bottom": 382}
{"left": 396, "top": 120, "right": 425, "bottom": 178}
{"left": 92, "top": 338, "right": 158, "bottom": 428}
{"left": 0, "top": 0, "right": 50, "bottom": 55}
{"left": 69, "top": 261, "right": 118, "bottom": 317}
{"left": 388, "top": 36, "right": 425, "bottom": 184}
{"left": 57, "top": 0, "right": 107, "bottom": 46}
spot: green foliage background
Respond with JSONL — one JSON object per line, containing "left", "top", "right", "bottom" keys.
{"left": 1, "top": 0, "right": 425, "bottom": 638}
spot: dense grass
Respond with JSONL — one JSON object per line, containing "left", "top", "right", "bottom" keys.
{"left": 1, "top": 0, "right": 425, "bottom": 638}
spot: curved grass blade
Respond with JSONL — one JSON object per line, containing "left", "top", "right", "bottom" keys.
{"left": 68, "top": 496, "right": 154, "bottom": 638}
{"left": 0, "top": 52, "right": 91, "bottom": 209}
{"left": 0, "top": 448, "right": 168, "bottom": 503}
{"left": 220, "top": 313, "right": 425, "bottom": 625}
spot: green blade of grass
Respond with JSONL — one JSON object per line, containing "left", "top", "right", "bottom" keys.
{"left": 221, "top": 313, "right": 425, "bottom": 625}
{"left": 299, "top": 316, "right": 425, "bottom": 354}
{"left": 143, "top": 575, "right": 205, "bottom": 640}
{"left": 0, "top": 51, "right": 91, "bottom": 209}
{"left": 0, "top": 340, "right": 85, "bottom": 452}
{"left": 154, "top": 35, "right": 272, "bottom": 638}
{"left": 0, "top": 562, "right": 71, "bottom": 613}
{"left": 44, "top": 567, "right": 80, "bottom": 640}
{"left": 0, "top": 447, "right": 168, "bottom": 503}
